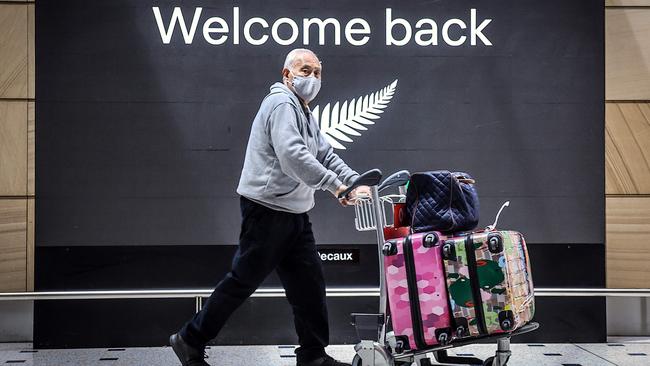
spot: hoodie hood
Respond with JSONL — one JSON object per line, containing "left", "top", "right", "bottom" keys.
{"left": 270, "top": 82, "right": 303, "bottom": 109}
{"left": 270, "top": 82, "right": 314, "bottom": 137}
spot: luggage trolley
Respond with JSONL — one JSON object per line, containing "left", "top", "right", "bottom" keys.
{"left": 339, "top": 169, "right": 539, "bottom": 366}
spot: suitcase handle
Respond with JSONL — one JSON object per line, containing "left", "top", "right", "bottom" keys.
{"left": 452, "top": 172, "right": 476, "bottom": 185}
{"left": 457, "top": 178, "right": 476, "bottom": 184}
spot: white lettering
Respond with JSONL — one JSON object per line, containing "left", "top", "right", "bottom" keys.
{"left": 272, "top": 17, "right": 300, "bottom": 45}
{"left": 303, "top": 18, "right": 341, "bottom": 45}
{"left": 345, "top": 18, "right": 371, "bottom": 46}
{"left": 244, "top": 17, "right": 269, "bottom": 45}
{"left": 415, "top": 19, "right": 438, "bottom": 46}
{"left": 470, "top": 9, "right": 492, "bottom": 46}
{"left": 386, "top": 8, "right": 411, "bottom": 46}
{"left": 318, "top": 251, "right": 356, "bottom": 261}
{"left": 233, "top": 7, "right": 240, "bottom": 45}
{"left": 442, "top": 18, "right": 466, "bottom": 47}
{"left": 151, "top": 7, "right": 494, "bottom": 47}
{"left": 203, "top": 17, "right": 229, "bottom": 45}
{"left": 153, "top": 7, "right": 203, "bottom": 44}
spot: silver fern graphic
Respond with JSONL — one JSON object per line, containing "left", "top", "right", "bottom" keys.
{"left": 312, "top": 79, "right": 398, "bottom": 150}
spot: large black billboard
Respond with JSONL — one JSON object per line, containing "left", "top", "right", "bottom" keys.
{"left": 37, "top": 0, "right": 603, "bottom": 247}
{"left": 34, "top": 0, "right": 604, "bottom": 346}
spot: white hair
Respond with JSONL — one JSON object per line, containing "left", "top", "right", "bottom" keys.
{"left": 283, "top": 48, "right": 318, "bottom": 69}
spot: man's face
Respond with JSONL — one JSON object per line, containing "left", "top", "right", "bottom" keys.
{"left": 283, "top": 53, "right": 322, "bottom": 84}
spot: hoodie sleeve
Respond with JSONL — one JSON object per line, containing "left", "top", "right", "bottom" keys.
{"left": 316, "top": 129, "right": 360, "bottom": 187}
{"left": 267, "top": 102, "right": 343, "bottom": 194}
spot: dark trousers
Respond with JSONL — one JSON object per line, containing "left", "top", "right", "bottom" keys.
{"left": 180, "top": 196, "right": 329, "bottom": 362}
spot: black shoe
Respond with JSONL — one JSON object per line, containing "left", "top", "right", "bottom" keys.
{"left": 169, "top": 333, "right": 210, "bottom": 366}
{"left": 297, "top": 355, "right": 352, "bottom": 366}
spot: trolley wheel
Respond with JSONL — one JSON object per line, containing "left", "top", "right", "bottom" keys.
{"left": 483, "top": 356, "right": 495, "bottom": 366}
{"left": 351, "top": 354, "right": 362, "bottom": 366}
{"left": 483, "top": 355, "right": 508, "bottom": 366}
{"left": 352, "top": 354, "right": 399, "bottom": 366}
{"left": 351, "top": 342, "right": 393, "bottom": 366}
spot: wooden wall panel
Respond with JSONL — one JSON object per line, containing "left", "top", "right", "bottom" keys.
{"left": 0, "top": 199, "right": 27, "bottom": 292}
{"left": 606, "top": 9, "right": 650, "bottom": 100}
{"left": 607, "top": 197, "right": 650, "bottom": 288}
{"left": 0, "top": 4, "right": 28, "bottom": 98}
{"left": 26, "top": 197, "right": 34, "bottom": 291}
{"left": 606, "top": 103, "right": 650, "bottom": 194}
{"left": 0, "top": 101, "right": 27, "bottom": 196}
{"left": 606, "top": 0, "right": 650, "bottom": 293}
{"left": 28, "top": 3, "right": 34, "bottom": 99}
{"left": 27, "top": 101, "right": 34, "bottom": 196}
{"left": 0, "top": 2, "right": 34, "bottom": 294}
{"left": 606, "top": 0, "right": 650, "bottom": 6}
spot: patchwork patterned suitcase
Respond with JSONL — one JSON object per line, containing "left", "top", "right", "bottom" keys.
{"left": 383, "top": 231, "right": 453, "bottom": 352}
{"left": 441, "top": 230, "right": 535, "bottom": 338}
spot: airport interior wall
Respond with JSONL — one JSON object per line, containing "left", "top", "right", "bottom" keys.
{"left": 0, "top": 0, "right": 649, "bottom": 345}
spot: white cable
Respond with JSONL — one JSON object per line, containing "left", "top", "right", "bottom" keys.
{"left": 486, "top": 201, "right": 510, "bottom": 231}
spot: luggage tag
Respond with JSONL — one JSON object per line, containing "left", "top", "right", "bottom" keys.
{"left": 485, "top": 201, "right": 510, "bottom": 231}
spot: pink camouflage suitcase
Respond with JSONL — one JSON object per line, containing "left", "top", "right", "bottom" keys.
{"left": 383, "top": 231, "right": 453, "bottom": 352}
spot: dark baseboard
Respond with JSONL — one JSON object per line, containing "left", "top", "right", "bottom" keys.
{"left": 33, "top": 243, "right": 605, "bottom": 347}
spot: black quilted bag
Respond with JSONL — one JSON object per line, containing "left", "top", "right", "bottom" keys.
{"left": 405, "top": 171, "right": 479, "bottom": 233}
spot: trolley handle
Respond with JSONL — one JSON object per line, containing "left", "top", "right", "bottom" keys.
{"left": 377, "top": 170, "right": 410, "bottom": 193}
{"left": 337, "top": 169, "right": 383, "bottom": 199}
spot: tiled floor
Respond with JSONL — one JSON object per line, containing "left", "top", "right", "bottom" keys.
{"left": 0, "top": 342, "right": 648, "bottom": 365}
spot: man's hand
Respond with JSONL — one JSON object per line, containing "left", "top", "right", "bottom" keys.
{"left": 334, "top": 184, "right": 372, "bottom": 207}
{"left": 351, "top": 185, "right": 371, "bottom": 199}
{"left": 334, "top": 184, "right": 350, "bottom": 206}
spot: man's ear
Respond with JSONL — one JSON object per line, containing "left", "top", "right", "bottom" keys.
{"left": 281, "top": 68, "right": 290, "bottom": 81}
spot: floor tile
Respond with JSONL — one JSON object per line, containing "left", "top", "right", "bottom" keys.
{"left": 2, "top": 342, "right": 649, "bottom": 365}
{"left": 579, "top": 343, "right": 650, "bottom": 366}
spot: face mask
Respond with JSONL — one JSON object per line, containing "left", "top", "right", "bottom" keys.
{"left": 289, "top": 71, "right": 321, "bottom": 103}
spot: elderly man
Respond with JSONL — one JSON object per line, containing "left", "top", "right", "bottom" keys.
{"left": 170, "top": 48, "right": 368, "bottom": 366}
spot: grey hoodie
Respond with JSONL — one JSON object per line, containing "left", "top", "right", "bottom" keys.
{"left": 236, "top": 82, "right": 360, "bottom": 213}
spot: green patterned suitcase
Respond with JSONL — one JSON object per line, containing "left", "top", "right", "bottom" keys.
{"left": 441, "top": 230, "right": 535, "bottom": 339}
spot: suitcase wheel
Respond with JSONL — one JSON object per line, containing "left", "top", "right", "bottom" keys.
{"left": 382, "top": 241, "right": 398, "bottom": 256}
{"left": 435, "top": 328, "right": 452, "bottom": 345}
{"left": 442, "top": 242, "right": 456, "bottom": 260}
{"left": 394, "top": 335, "right": 410, "bottom": 354}
{"left": 394, "top": 340, "right": 404, "bottom": 354}
{"left": 499, "top": 310, "right": 515, "bottom": 330}
{"left": 488, "top": 234, "right": 504, "bottom": 253}
{"left": 500, "top": 319, "right": 512, "bottom": 331}
{"left": 456, "top": 325, "right": 467, "bottom": 338}
{"left": 423, "top": 233, "right": 439, "bottom": 247}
